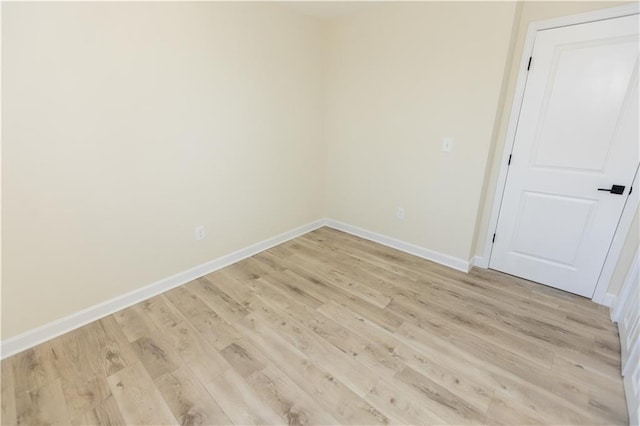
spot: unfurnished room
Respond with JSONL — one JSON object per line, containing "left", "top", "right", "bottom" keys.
{"left": 1, "top": 1, "right": 639, "bottom": 425}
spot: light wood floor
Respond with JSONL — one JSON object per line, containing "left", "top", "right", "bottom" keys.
{"left": 1, "top": 227, "right": 627, "bottom": 425}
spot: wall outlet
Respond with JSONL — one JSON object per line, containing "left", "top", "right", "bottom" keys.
{"left": 442, "top": 137, "right": 453, "bottom": 152}
{"left": 396, "top": 207, "right": 405, "bottom": 220}
{"left": 195, "top": 225, "right": 206, "bottom": 241}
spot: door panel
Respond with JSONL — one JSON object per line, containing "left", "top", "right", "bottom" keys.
{"left": 533, "top": 38, "right": 638, "bottom": 172}
{"left": 490, "top": 14, "right": 639, "bottom": 297}
{"left": 510, "top": 192, "right": 595, "bottom": 266}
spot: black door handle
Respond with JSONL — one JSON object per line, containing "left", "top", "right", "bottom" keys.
{"left": 598, "top": 185, "right": 626, "bottom": 195}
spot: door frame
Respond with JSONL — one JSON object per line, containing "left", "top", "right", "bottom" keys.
{"left": 481, "top": 3, "right": 640, "bottom": 306}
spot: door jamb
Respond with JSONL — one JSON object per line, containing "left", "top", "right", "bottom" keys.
{"left": 480, "top": 3, "right": 640, "bottom": 306}
{"left": 594, "top": 167, "right": 639, "bottom": 304}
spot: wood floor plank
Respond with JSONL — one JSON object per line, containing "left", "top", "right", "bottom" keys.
{"left": 130, "top": 335, "right": 182, "bottom": 380}
{"left": 220, "top": 339, "right": 269, "bottom": 378}
{"left": 164, "top": 286, "right": 242, "bottom": 351}
{"left": 276, "top": 295, "right": 405, "bottom": 381}
{"left": 388, "top": 292, "right": 555, "bottom": 368}
{"left": 587, "top": 384, "right": 629, "bottom": 425}
{"left": 304, "top": 230, "right": 611, "bottom": 342}
{"left": 11, "top": 343, "right": 59, "bottom": 394}
{"left": 223, "top": 256, "right": 282, "bottom": 282}
{"left": 552, "top": 350, "right": 625, "bottom": 395}
{"left": 234, "top": 313, "right": 390, "bottom": 424}
{"left": 263, "top": 255, "right": 404, "bottom": 332}
{"left": 259, "top": 250, "right": 392, "bottom": 308}
{"left": 61, "top": 375, "right": 111, "bottom": 421}
{"left": 393, "top": 366, "right": 489, "bottom": 424}
{"left": 204, "top": 269, "right": 256, "bottom": 307}
{"left": 46, "top": 327, "right": 104, "bottom": 386}
{"left": 286, "top": 238, "right": 399, "bottom": 295}
{"left": 241, "top": 258, "right": 327, "bottom": 309}
{"left": 487, "top": 378, "right": 605, "bottom": 425}
{"left": 185, "top": 276, "right": 250, "bottom": 323}
{"left": 203, "top": 368, "right": 284, "bottom": 425}
{"left": 246, "top": 364, "right": 341, "bottom": 425}
{"left": 468, "top": 267, "right": 613, "bottom": 325}
{"left": 486, "top": 392, "right": 546, "bottom": 425}
{"left": 154, "top": 366, "right": 232, "bottom": 426}
{"left": 365, "top": 377, "right": 447, "bottom": 425}
{"left": 15, "top": 378, "right": 70, "bottom": 425}
{"left": 301, "top": 230, "right": 607, "bottom": 355}
{"left": 318, "top": 300, "right": 495, "bottom": 412}
{"left": 260, "top": 266, "right": 332, "bottom": 307}
{"left": 246, "top": 297, "right": 381, "bottom": 397}
{"left": 312, "top": 227, "right": 613, "bottom": 329}
{"left": 397, "top": 318, "right": 612, "bottom": 424}
{"left": 112, "top": 303, "right": 158, "bottom": 343}
{"left": 218, "top": 265, "right": 323, "bottom": 315}
{"left": 551, "top": 379, "right": 589, "bottom": 408}
{"left": 70, "top": 395, "right": 126, "bottom": 426}
{"left": 83, "top": 317, "right": 138, "bottom": 377}
{"left": 107, "top": 362, "right": 177, "bottom": 425}
{"left": 139, "top": 294, "right": 232, "bottom": 384}
{"left": 3, "top": 226, "right": 627, "bottom": 425}
{"left": 396, "top": 318, "right": 556, "bottom": 393}
{"left": 1, "top": 359, "right": 16, "bottom": 425}
{"left": 115, "top": 304, "right": 182, "bottom": 379}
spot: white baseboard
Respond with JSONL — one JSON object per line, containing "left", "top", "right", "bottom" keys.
{"left": 2, "top": 217, "right": 474, "bottom": 359}
{"left": 471, "top": 255, "right": 489, "bottom": 269}
{"left": 1, "top": 219, "right": 327, "bottom": 359}
{"left": 325, "top": 219, "right": 470, "bottom": 273}
{"left": 602, "top": 292, "right": 617, "bottom": 312}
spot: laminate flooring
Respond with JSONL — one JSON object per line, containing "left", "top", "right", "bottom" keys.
{"left": 1, "top": 227, "right": 627, "bottom": 425}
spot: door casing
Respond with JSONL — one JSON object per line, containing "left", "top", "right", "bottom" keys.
{"left": 480, "top": 3, "right": 640, "bottom": 306}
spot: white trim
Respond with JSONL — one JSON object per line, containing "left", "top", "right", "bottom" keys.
{"left": 531, "top": 4, "right": 639, "bottom": 31}
{"left": 0, "top": 219, "right": 327, "bottom": 359}
{"left": 325, "top": 219, "right": 470, "bottom": 273}
{"left": 1, "top": 217, "right": 473, "bottom": 358}
{"left": 481, "top": 13, "right": 538, "bottom": 276}
{"left": 612, "top": 247, "right": 640, "bottom": 323}
{"left": 472, "top": 255, "right": 489, "bottom": 269}
{"left": 594, "top": 169, "right": 640, "bottom": 304}
{"left": 481, "top": 4, "right": 640, "bottom": 306}
{"left": 601, "top": 293, "right": 617, "bottom": 310}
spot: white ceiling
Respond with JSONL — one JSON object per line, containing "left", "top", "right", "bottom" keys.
{"left": 282, "top": 2, "right": 376, "bottom": 19}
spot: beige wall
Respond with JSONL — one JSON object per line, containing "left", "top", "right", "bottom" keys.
{"left": 323, "top": 2, "right": 518, "bottom": 260}
{"left": 2, "top": 2, "right": 325, "bottom": 338}
{"left": 3, "top": 1, "right": 636, "bottom": 340}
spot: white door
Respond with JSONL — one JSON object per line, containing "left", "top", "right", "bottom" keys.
{"left": 490, "top": 14, "right": 639, "bottom": 297}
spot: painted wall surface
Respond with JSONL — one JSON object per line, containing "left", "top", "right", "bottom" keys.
{"left": 323, "top": 2, "right": 518, "bottom": 260}
{"left": 3, "top": 1, "right": 636, "bottom": 341}
{"left": 2, "top": 2, "right": 325, "bottom": 338}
